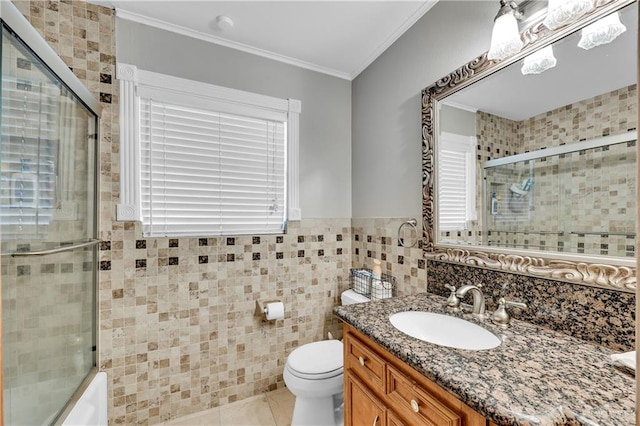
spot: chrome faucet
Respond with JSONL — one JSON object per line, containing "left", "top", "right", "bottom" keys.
{"left": 455, "top": 285, "right": 487, "bottom": 318}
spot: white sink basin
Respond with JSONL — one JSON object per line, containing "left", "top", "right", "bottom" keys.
{"left": 389, "top": 311, "right": 501, "bottom": 351}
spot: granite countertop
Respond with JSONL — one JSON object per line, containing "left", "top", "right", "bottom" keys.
{"left": 333, "top": 292, "right": 635, "bottom": 426}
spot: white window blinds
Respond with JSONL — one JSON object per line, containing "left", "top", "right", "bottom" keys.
{"left": 117, "top": 64, "right": 301, "bottom": 233}
{"left": 139, "top": 96, "right": 287, "bottom": 237}
{"left": 0, "top": 76, "right": 58, "bottom": 238}
{"left": 438, "top": 132, "right": 477, "bottom": 232}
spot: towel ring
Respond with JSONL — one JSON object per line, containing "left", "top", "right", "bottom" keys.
{"left": 398, "top": 219, "right": 418, "bottom": 248}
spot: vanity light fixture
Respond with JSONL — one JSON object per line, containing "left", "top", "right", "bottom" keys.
{"left": 521, "top": 45, "right": 557, "bottom": 75}
{"left": 577, "top": 12, "right": 627, "bottom": 50}
{"left": 543, "top": 0, "right": 594, "bottom": 30}
{"left": 487, "top": 0, "right": 523, "bottom": 61}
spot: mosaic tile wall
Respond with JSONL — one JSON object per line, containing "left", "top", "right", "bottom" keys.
{"left": 8, "top": 0, "right": 118, "bottom": 420}
{"left": 98, "top": 219, "right": 351, "bottom": 423}
{"left": 440, "top": 111, "right": 520, "bottom": 246}
{"left": 10, "top": 2, "right": 636, "bottom": 425}
{"left": 517, "top": 85, "right": 637, "bottom": 151}
{"left": 484, "top": 141, "right": 636, "bottom": 256}
{"left": 351, "top": 218, "right": 428, "bottom": 297}
{"left": 472, "top": 86, "right": 637, "bottom": 256}
{"left": 2, "top": 248, "right": 94, "bottom": 425}
{"left": 0, "top": 12, "right": 98, "bottom": 423}
{"left": 426, "top": 260, "right": 635, "bottom": 352}
{"left": 11, "top": 2, "right": 354, "bottom": 424}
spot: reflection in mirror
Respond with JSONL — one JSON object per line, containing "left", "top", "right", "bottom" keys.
{"left": 437, "top": 2, "right": 636, "bottom": 259}
{"left": 422, "top": 0, "right": 637, "bottom": 291}
{"left": 481, "top": 132, "right": 635, "bottom": 257}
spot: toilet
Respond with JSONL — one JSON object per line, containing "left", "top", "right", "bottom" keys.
{"left": 283, "top": 289, "right": 371, "bottom": 426}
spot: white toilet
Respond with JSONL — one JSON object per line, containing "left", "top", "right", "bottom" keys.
{"left": 283, "top": 289, "right": 371, "bottom": 426}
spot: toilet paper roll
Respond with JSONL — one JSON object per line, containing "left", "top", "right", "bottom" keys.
{"left": 265, "top": 302, "right": 285, "bottom": 320}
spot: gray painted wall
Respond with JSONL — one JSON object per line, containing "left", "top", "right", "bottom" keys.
{"left": 116, "top": 19, "right": 352, "bottom": 219}
{"left": 440, "top": 105, "right": 476, "bottom": 137}
{"left": 351, "top": 1, "right": 495, "bottom": 218}
{"left": 117, "top": 1, "right": 497, "bottom": 220}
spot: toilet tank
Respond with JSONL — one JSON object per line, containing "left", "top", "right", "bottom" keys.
{"left": 341, "top": 289, "right": 371, "bottom": 305}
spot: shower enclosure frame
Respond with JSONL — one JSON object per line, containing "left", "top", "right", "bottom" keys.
{"left": 0, "top": 2, "right": 102, "bottom": 424}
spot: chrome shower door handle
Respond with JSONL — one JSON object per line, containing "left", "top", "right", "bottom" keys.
{"left": 9, "top": 239, "right": 101, "bottom": 257}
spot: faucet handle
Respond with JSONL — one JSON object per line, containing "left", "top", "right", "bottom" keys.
{"left": 505, "top": 299, "right": 527, "bottom": 310}
{"left": 444, "top": 284, "right": 460, "bottom": 309}
{"left": 491, "top": 298, "right": 527, "bottom": 327}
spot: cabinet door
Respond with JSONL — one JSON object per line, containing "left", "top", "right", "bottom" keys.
{"left": 345, "top": 371, "right": 386, "bottom": 426}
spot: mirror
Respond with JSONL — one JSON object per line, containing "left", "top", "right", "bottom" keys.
{"left": 422, "top": 0, "right": 637, "bottom": 292}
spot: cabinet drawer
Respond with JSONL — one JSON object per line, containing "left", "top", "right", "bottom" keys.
{"left": 345, "top": 332, "right": 386, "bottom": 392}
{"left": 386, "top": 364, "right": 461, "bottom": 426}
{"left": 387, "top": 410, "right": 408, "bottom": 426}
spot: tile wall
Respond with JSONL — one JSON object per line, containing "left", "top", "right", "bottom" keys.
{"left": 10, "top": 1, "right": 636, "bottom": 425}
{"left": 7, "top": 0, "right": 115, "bottom": 424}
{"left": 11, "top": 1, "right": 354, "bottom": 424}
{"left": 518, "top": 85, "right": 637, "bottom": 151}
{"left": 456, "top": 85, "right": 637, "bottom": 256}
{"left": 1, "top": 17, "right": 97, "bottom": 424}
{"left": 2, "top": 246, "right": 95, "bottom": 425}
{"left": 351, "top": 218, "right": 427, "bottom": 297}
{"left": 98, "top": 220, "right": 351, "bottom": 423}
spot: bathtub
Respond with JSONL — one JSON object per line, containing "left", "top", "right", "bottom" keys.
{"left": 60, "top": 372, "right": 107, "bottom": 426}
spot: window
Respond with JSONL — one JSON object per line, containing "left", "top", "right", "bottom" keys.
{"left": 1, "top": 41, "right": 98, "bottom": 241}
{"left": 117, "top": 63, "right": 301, "bottom": 237}
{"left": 1, "top": 76, "right": 56, "bottom": 237}
{"left": 438, "top": 132, "right": 477, "bottom": 232}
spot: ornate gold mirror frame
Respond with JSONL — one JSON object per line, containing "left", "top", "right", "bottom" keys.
{"left": 422, "top": 0, "right": 637, "bottom": 292}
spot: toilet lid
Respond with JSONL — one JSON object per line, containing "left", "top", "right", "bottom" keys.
{"left": 288, "top": 340, "right": 343, "bottom": 376}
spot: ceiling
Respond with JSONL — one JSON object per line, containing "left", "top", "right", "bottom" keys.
{"left": 90, "top": 1, "right": 636, "bottom": 118}
{"left": 91, "top": 1, "right": 438, "bottom": 80}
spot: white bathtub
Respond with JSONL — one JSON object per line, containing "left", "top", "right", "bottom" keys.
{"left": 61, "top": 372, "right": 107, "bottom": 426}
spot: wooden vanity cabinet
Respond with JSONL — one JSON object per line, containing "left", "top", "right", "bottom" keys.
{"left": 343, "top": 324, "right": 487, "bottom": 426}
{"left": 345, "top": 371, "right": 387, "bottom": 426}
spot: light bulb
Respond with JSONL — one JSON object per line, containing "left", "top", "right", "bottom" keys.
{"left": 543, "top": 0, "right": 594, "bottom": 30}
{"left": 578, "top": 12, "right": 626, "bottom": 50}
{"left": 488, "top": 12, "right": 523, "bottom": 61}
{"left": 521, "top": 45, "right": 557, "bottom": 75}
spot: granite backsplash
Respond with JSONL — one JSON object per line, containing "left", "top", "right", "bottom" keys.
{"left": 427, "top": 260, "right": 635, "bottom": 352}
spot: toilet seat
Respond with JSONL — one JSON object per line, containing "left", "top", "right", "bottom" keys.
{"left": 285, "top": 363, "right": 343, "bottom": 380}
{"left": 286, "top": 340, "right": 343, "bottom": 380}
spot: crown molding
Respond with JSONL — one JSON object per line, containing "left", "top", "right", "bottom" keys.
{"left": 350, "top": 1, "right": 438, "bottom": 79}
{"left": 115, "top": 9, "right": 352, "bottom": 81}
{"left": 439, "top": 100, "right": 478, "bottom": 114}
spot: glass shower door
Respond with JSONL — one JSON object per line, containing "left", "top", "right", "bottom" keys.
{"left": 1, "top": 23, "right": 99, "bottom": 425}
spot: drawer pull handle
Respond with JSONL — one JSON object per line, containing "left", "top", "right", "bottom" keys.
{"left": 359, "top": 356, "right": 366, "bottom": 366}
{"left": 372, "top": 415, "right": 379, "bottom": 426}
{"left": 410, "top": 399, "right": 420, "bottom": 413}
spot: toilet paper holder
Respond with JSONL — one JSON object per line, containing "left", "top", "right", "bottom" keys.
{"left": 255, "top": 299, "right": 284, "bottom": 321}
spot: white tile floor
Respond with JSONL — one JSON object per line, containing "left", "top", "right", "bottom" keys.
{"left": 162, "top": 387, "right": 295, "bottom": 426}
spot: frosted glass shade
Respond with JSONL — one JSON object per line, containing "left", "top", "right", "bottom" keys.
{"left": 578, "top": 12, "right": 627, "bottom": 50}
{"left": 543, "top": 0, "right": 593, "bottom": 30}
{"left": 488, "top": 12, "right": 523, "bottom": 61}
{"left": 521, "top": 45, "right": 557, "bottom": 75}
